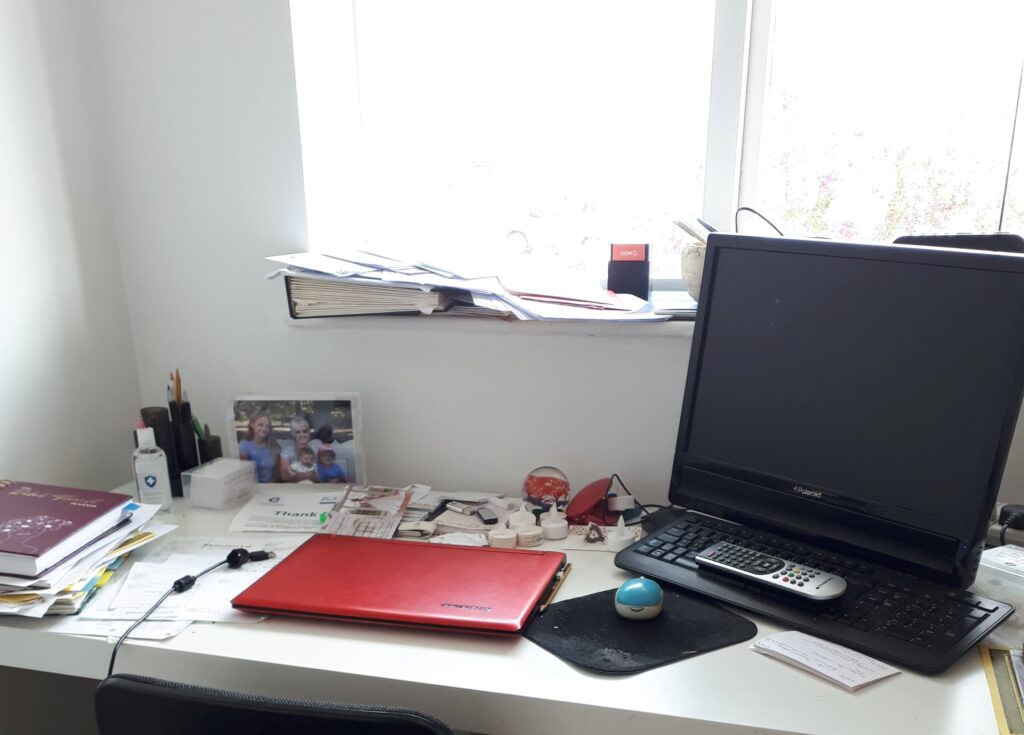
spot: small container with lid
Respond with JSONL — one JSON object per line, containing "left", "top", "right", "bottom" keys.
{"left": 132, "top": 427, "right": 173, "bottom": 511}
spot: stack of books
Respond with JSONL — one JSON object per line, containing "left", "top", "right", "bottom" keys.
{"left": 0, "top": 480, "right": 166, "bottom": 617}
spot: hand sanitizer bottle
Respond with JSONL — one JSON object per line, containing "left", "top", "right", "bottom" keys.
{"left": 133, "top": 427, "right": 173, "bottom": 511}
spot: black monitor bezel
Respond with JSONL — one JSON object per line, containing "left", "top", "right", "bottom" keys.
{"left": 670, "top": 233, "right": 1024, "bottom": 588}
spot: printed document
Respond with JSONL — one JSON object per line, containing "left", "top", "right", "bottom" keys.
{"left": 80, "top": 534, "right": 308, "bottom": 623}
{"left": 752, "top": 631, "right": 900, "bottom": 690}
{"left": 229, "top": 490, "right": 342, "bottom": 532}
{"left": 321, "top": 485, "right": 413, "bottom": 539}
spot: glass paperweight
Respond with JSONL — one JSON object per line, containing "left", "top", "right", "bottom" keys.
{"left": 522, "top": 465, "right": 570, "bottom": 511}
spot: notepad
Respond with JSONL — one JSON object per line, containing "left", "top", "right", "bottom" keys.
{"left": 752, "top": 631, "right": 901, "bottom": 690}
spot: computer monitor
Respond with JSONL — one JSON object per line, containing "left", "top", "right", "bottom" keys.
{"left": 672, "top": 233, "right": 1024, "bottom": 589}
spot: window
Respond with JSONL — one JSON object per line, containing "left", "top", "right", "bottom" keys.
{"left": 291, "top": 0, "right": 717, "bottom": 281}
{"left": 741, "top": 1, "right": 1024, "bottom": 241}
{"left": 291, "top": 1, "right": 1024, "bottom": 287}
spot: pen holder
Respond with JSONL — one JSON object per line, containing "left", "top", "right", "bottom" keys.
{"left": 141, "top": 406, "right": 182, "bottom": 497}
{"left": 198, "top": 434, "right": 223, "bottom": 464}
{"left": 176, "top": 420, "right": 200, "bottom": 472}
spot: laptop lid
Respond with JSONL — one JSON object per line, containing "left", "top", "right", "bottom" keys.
{"left": 232, "top": 534, "right": 568, "bottom": 634}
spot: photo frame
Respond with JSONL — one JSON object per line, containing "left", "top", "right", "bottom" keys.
{"left": 228, "top": 394, "right": 366, "bottom": 485}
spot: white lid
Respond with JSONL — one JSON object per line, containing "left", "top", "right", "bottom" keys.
{"left": 605, "top": 516, "right": 635, "bottom": 552}
{"left": 136, "top": 426, "right": 157, "bottom": 449}
{"left": 607, "top": 515, "right": 633, "bottom": 541}
{"left": 508, "top": 503, "right": 537, "bottom": 529}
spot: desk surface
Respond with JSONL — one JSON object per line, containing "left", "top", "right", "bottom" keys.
{"left": 0, "top": 499, "right": 1001, "bottom": 735}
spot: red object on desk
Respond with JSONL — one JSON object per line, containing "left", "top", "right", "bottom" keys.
{"left": 232, "top": 534, "right": 568, "bottom": 635}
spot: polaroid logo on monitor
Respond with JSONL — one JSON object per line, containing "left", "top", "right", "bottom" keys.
{"left": 792, "top": 485, "right": 822, "bottom": 499}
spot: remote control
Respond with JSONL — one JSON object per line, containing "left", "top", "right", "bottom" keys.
{"left": 695, "top": 541, "right": 847, "bottom": 601}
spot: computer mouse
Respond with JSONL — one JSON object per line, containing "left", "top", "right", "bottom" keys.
{"left": 614, "top": 577, "right": 663, "bottom": 620}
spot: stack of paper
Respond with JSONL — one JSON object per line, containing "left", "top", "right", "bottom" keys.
{"left": 0, "top": 503, "right": 171, "bottom": 618}
{"left": 267, "top": 250, "right": 668, "bottom": 321}
{"left": 752, "top": 631, "right": 901, "bottom": 690}
{"left": 60, "top": 534, "right": 310, "bottom": 639}
{"left": 286, "top": 275, "right": 452, "bottom": 317}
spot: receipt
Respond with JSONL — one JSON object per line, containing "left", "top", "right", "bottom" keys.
{"left": 752, "top": 631, "right": 901, "bottom": 690}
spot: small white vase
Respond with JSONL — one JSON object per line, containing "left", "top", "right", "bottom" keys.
{"left": 681, "top": 242, "right": 706, "bottom": 301}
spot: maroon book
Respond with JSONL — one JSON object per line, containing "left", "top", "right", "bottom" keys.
{"left": 0, "top": 480, "right": 133, "bottom": 577}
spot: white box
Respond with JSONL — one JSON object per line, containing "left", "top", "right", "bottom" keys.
{"left": 972, "top": 545, "right": 1024, "bottom": 649}
{"left": 979, "top": 544, "right": 1024, "bottom": 586}
{"left": 183, "top": 458, "right": 256, "bottom": 510}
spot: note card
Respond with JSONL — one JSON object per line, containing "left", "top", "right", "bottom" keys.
{"left": 752, "top": 631, "right": 901, "bottom": 691}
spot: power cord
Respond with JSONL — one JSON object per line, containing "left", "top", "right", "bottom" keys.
{"left": 106, "top": 547, "right": 275, "bottom": 677}
{"left": 735, "top": 206, "right": 785, "bottom": 236}
{"left": 999, "top": 504, "right": 1024, "bottom": 546}
{"left": 601, "top": 474, "right": 653, "bottom": 526}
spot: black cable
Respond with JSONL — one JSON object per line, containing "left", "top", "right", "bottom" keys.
{"left": 1000, "top": 514, "right": 1022, "bottom": 546}
{"left": 107, "top": 549, "right": 274, "bottom": 677}
{"left": 735, "top": 206, "right": 784, "bottom": 236}
{"left": 640, "top": 503, "right": 668, "bottom": 513}
{"left": 601, "top": 474, "right": 653, "bottom": 525}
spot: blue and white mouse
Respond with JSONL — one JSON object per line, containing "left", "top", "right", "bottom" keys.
{"left": 614, "top": 577, "right": 663, "bottom": 620}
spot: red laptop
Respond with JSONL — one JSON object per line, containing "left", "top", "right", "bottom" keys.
{"left": 231, "top": 534, "right": 570, "bottom": 635}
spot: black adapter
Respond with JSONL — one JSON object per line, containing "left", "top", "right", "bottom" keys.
{"left": 999, "top": 504, "right": 1024, "bottom": 526}
{"left": 997, "top": 504, "right": 1024, "bottom": 545}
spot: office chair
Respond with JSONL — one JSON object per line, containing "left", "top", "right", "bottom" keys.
{"left": 893, "top": 233, "right": 1024, "bottom": 253}
{"left": 95, "top": 674, "right": 454, "bottom": 735}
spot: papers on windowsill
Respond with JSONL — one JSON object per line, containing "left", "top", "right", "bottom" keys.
{"left": 267, "top": 249, "right": 669, "bottom": 321}
{"left": 752, "top": 631, "right": 901, "bottom": 690}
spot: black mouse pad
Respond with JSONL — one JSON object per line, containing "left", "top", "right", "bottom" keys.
{"left": 524, "top": 586, "right": 757, "bottom": 674}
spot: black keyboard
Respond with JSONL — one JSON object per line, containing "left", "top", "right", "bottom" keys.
{"left": 614, "top": 510, "right": 1013, "bottom": 673}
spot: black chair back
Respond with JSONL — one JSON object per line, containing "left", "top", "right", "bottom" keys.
{"left": 95, "top": 674, "right": 454, "bottom": 735}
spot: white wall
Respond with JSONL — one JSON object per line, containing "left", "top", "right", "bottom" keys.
{"left": 0, "top": 0, "right": 140, "bottom": 491}
{"left": 6, "top": 0, "right": 1024, "bottom": 510}
{"left": 91, "top": 0, "right": 692, "bottom": 504}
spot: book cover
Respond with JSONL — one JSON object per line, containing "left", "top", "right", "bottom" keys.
{"left": 0, "top": 480, "right": 132, "bottom": 574}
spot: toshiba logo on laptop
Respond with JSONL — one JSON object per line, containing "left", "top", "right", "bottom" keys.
{"left": 441, "top": 603, "right": 492, "bottom": 613}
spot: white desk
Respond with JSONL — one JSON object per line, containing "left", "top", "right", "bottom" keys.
{"left": 0, "top": 500, "right": 1001, "bottom": 735}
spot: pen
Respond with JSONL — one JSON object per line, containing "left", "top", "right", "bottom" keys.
{"left": 167, "top": 384, "right": 181, "bottom": 425}
{"left": 192, "top": 416, "right": 205, "bottom": 440}
{"left": 696, "top": 217, "right": 718, "bottom": 233}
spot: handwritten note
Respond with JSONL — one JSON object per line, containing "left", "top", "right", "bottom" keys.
{"left": 752, "top": 631, "right": 901, "bottom": 690}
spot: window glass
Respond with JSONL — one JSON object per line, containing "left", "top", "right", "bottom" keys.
{"left": 332, "top": 0, "right": 715, "bottom": 279}
{"left": 749, "top": 1, "right": 1024, "bottom": 242}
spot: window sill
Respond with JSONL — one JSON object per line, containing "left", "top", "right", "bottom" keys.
{"left": 280, "top": 310, "right": 695, "bottom": 339}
